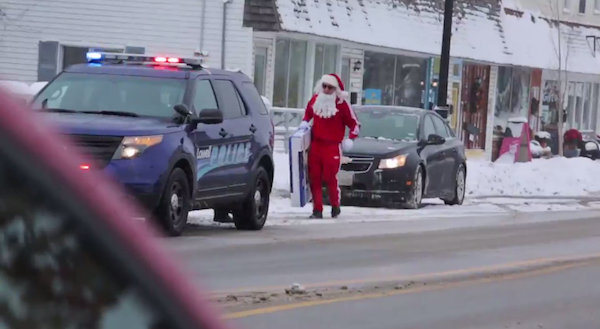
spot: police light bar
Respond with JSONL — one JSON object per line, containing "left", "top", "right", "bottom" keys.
{"left": 86, "top": 52, "right": 204, "bottom": 68}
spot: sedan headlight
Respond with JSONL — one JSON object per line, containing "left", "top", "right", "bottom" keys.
{"left": 114, "top": 135, "right": 163, "bottom": 159}
{"left": 378, "top": 154, "right": 408, "bottom": 169}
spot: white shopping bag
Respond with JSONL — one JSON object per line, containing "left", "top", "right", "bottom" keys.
{"left": 289, "top": 127, "right": 312, "bottom": 207}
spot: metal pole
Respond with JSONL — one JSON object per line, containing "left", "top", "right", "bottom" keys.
{"left": 199, "top": 0, "right": 206, "bottom": 51}
{"left": 221, "top": 0, "right": 231, "bottom": 69}
{"left": 437, "top": 0, "right": 454, "bottom": 107}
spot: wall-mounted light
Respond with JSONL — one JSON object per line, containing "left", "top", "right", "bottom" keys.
{"left": 432, "top": 80, "right": 439, "bottom": 88}
{"left": 352, "top": 60, "right": 362, "bottom": 72}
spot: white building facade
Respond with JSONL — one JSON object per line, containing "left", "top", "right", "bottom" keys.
{"left": 0, "top": 0, "right": 253, "bottom": 82}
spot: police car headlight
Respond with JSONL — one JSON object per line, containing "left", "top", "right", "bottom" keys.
{"left": 115, "top": 135, "right": 163, "bottom": 159}
{"left": 379, "top": 154, "right": 408, "bottom": 169}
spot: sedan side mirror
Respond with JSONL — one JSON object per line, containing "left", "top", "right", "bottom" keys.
{"left": 196, "top": 108, "right": 223, "bottom": 125}
{"left": 427, "top": 134, "right": 446, "bottom": 145}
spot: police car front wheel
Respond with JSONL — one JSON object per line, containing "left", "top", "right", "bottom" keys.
{"left": 156, "top": 168, "right": 190, "bottom": 236}
{"left": 234, "top": 167, "right": 270, "bottom": 230}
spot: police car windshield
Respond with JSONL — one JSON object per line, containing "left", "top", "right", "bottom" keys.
{"left": 356, "top": 110, "right": 419, "bottom": 142}
{"left": 33, "top": 73, "right": 186, "bottom": 118}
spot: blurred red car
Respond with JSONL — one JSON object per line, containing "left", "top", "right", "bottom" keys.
{"left": 0, "top": 89, "right": 227, "bottom": 328}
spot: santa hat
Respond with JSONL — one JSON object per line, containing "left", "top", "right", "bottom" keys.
{"left": 315, "top": 73, "right": 349, "bottom": 102}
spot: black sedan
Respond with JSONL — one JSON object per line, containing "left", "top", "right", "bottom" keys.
{"left": 339, "top": 106, "right": 467, "bottom": 209}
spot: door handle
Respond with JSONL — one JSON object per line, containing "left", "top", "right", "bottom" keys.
{"left": 249, "top": 124, "right": 257, "bottom": 133}
{"left": 219, "top": 129, "right": 228, "bottom": 138}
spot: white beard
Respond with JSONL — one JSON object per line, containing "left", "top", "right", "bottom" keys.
{"left": 313, "top": 92, "right": 338, "bottom": 118}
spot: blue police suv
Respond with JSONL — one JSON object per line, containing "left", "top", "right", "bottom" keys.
{"left": 32, "top": 53, "right": 275, "bottom": 236}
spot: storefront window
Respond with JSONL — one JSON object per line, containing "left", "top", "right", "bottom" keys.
{"left": 566, "top": 82, "right": 576, "bottom": 128}
{"left": 273, "top": 39, "right": 307, "bottom": 108}
{"left": 593, "top": 84, "right": 599, "bottom": 132}
{"left": 362, "top": 51, "right": 426, "bottom": 107}
{"left": 542, "top": 80, "right": 560, "bottom": 127}
{"left": 253, "top": 47, "right": 268, "bottom": 96}
{"left": 314, "top": 44, "right": 338, "bottom": 85}
{"left": 583, "top": 83, "right": 592, "bottom": 130}
{"left": 494, "top": 66, "right": 531, "bottom": 132}
{"left": 341, "top": 57, "right": 351, "bottom": 90}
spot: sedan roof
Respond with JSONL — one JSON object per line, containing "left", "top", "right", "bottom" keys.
{"left": 353, "top": 105, "right": 426, "bottom": 114}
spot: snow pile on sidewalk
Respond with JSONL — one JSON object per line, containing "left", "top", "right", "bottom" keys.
{"left": 467, "top": 157, "right": 600, "bottom": 197}
{"left": 273, "top": 151, "right": 600, "bottom": 198}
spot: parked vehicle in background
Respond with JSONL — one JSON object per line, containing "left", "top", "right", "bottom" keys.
{"left": 32, "top": 53, "right": 275, "bottom": 236}
{"left": 340, "top": 106, "right": 467, "bottom": 209}
{"left": 0, "top": 88, "right": 225, "bottom": 329}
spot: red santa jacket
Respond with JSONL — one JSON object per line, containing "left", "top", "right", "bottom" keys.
{"left": 303, "top": 94, "right": 360, "bottom": 144}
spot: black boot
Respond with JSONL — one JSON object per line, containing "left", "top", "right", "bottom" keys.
{"left": 331, "top": 206, "right": 341, "bottom": 218}
{"left": 309, "top": 210, "right": 323, "bottom": 219}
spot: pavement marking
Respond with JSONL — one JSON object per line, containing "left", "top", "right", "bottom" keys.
{"left": 213, "top": 252, "right": 600, "bottom": 297}
{"left": 223, "top": 261, "right": 586, "bottom": 320}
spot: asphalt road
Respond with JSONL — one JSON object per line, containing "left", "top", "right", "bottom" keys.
{"left": 234, "top": 263, "right": 600, "bottom": 329}
{"left": 163, "top": 209, "right": 600, "bottom": 328}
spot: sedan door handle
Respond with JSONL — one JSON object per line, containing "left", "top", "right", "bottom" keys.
{"left": 249, "top": 124, "right": 257, "bottom": 133}
{"left": 219, "top": 129, "right": 228, "bottom": 138}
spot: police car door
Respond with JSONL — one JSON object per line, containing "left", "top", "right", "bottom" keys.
{"left": 211, "top": 78, "right": 253, "bottom": 195}
{"left": 190, "top": 78, "right": 234, "bottom": 199}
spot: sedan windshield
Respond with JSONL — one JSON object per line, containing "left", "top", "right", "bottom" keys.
{"left": 356, "top": 110, "right": 419, "bottom": 142}
{"left": 33, "top": 73, "right": 186, "bottom": 118}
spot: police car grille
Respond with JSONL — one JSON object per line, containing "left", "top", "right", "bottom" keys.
{"left": 67, "top": 135, "right": 123, "bottom": 167}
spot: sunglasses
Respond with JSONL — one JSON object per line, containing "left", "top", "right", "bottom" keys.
{"left": 322, "top": 84, "right": 336, "bottom": 90}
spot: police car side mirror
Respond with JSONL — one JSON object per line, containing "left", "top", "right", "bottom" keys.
{"left": 197, "top": 108, "right": 223, "bottom": 125}
{"left": 174, "top": 104, "right": 192, "bottom": 118}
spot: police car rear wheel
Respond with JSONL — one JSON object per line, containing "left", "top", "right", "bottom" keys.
{"left": 234, "top": 167, "right": 270, "bottom": 230}
{"left": 157, "top": 168, "right": 190, "bottom": 236}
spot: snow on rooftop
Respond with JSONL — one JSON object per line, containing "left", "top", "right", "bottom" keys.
{"left": 276, "top": 0, "right": 509, "bottom": 62}
{"left": 502, "top": 8, "right": 600, "bottom": 74}
{"left": 273, "top": 0, "right": 600, "bottom": 74}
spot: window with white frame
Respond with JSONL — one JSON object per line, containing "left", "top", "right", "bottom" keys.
{"left": 273, "top": 39, "right": 307, "bottom": 108}
{"left": 564, "top": 0, "right": 572, "bottom": 11}
{"left": 579, "top": 0, "right": 586, "bottom": 13}
{"left": 313, "top": 44, "right": 338, "bottom": 86}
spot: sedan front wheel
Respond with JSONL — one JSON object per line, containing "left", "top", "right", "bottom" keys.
{"left": 403, "top": 166, "right": 423, "bottom": 209}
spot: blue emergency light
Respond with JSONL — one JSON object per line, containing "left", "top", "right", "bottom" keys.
{"left": 86, "top": 52, "right": 104, "bottom": 62}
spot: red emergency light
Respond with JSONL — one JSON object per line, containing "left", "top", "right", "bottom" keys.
{"left": 153, "top": 56, "right": 181, "bottom": 64}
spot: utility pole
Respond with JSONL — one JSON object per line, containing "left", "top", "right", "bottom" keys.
{"left": 437, "top": 0, "right": 454, "bottom": 108}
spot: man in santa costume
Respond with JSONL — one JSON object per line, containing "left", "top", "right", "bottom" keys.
{"left": 299, "top": 73, "right": 360, "bottom": 219}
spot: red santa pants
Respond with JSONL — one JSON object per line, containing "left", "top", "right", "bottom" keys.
{"left": 308, "top": 140, "right": 342, "bottom": 212}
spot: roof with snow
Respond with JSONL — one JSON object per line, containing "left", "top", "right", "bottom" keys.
{"left": 244, "top": 0, "right": 600, "bottom": 74}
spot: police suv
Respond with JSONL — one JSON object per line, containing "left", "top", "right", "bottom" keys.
{"left": 33, "top": 52, "right": 275, "bottom": 236}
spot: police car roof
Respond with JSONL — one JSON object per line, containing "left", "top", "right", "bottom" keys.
{"left": 65, "top": 64, "right": 247, "bottom": 80}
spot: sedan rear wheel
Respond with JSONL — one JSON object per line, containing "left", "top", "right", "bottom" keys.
{"left": 444, "top": 164, "right": 466, "bottom": 206}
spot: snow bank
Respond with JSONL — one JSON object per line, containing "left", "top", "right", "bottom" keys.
{"left": 467, "top": 157, "right": 600, "bottom": 197}
{"left": 273, "top": 150, "right": 600, "bottom": 198}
